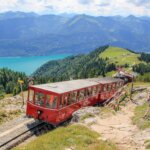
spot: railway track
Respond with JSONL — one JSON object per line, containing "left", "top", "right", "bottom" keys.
{"left": 0, "top": 117, "right": 53, "bottom": 150}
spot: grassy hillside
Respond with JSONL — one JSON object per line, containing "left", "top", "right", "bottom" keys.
{"left": 33, "top": 45, "right": 145, "bottom": 82}
{"left": 100, "top": 46, "right": 141, "bottom": 66}
{"left": 33, "top": 45, "right": 109, "bottom": 82}
{"left": 14, "top": 124, "right": 117, "bottom": 150}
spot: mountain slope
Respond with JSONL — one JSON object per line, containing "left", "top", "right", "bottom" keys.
{"left": 0, "top": 12, "right": 150, "bottom": 56}
{"left": 33, "top": 46, "right": 109, "bottom": 81}
{"left": 33, "top": 46, "right": 144, "bottom": 81}
{"left": 100, "top": 47, "right": 142, "bottom": 66}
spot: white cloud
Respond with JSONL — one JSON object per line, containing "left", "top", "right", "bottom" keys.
{"left": 0, "top": 0, "right": 149, "bottom": 16}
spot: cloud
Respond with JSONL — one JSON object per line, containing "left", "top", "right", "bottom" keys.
{"left": 128, "top": 0, "right": 150, "bottom": 9}
{"left": 129, "top": 0, "right": 150, "bottom": 5}
{"left": 98, "top": 2, "right": 110, "bottom": 7}
{"left": 78, "top": 0, "right": 93, "bottom": 5}
{"left": 0, "top": 0, "right": 149, "bottom": 16}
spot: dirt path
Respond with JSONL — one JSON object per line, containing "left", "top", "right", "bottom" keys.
{"left": 89, "top": 101, "right": 150, "bottom": 150}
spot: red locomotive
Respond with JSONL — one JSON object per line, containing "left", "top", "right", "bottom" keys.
{"left": 26, "top": 77, "right": 125, "bottom": 126}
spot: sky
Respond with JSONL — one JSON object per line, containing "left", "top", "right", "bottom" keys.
{"left": 0, "top": 0, "right": 150, "bottom": 16}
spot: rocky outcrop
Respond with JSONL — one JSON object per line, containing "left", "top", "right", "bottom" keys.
{"left": 71, "top": 107, "right": 100, "bottom": 123}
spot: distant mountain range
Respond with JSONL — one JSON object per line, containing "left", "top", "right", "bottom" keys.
{"left": 0, "top": 11, "right": 150, "bottom": 56}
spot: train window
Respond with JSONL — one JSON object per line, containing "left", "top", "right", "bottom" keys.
{"left": 59, "top": 96, "right": 63, "bottom": 108}
{"left": 29, "top": 90, "right": 34, "bottom": 102}
{"left": 79, "top": 89, "right": 85, "bottom": 101}
{"left": 120, "top": 82, "right": 123, "bottom": 87}
{"left": 87, "top": 87, "right": 92, "bottom": 97}
{"left": 97, "top": 86, "right": 101, "bottom": 93}
{"left": 116, "top": 82, "right": 120, "bottom": 88}
{"left": 67, "top": 93, "right": 72, "bottom": 105}
{"left": 71, "top": 91, "right": 78, "bottom": 103}
{"left": 52, "top": 96, "right": 58, "bottom": 109}
{"left": 108, "top": 84, "right": 112, "bottom": 91}
{"left": 103, "top": 85, "right": 107, "bottom": 92}
{"left": 112, "top": 83, "right": 116, "bottom": 89}
{"left": 35, "top": 92, "right": 45, "bottom": 106}
{"left": 63, "top": 94, "right": 68, "bottom": 106}
{"left": 84, "top": 88, "right": 88, "bottom": 98}
{"left": 92, "top": 86, "right": 97, "bottom": 95}
{"left": 46, "top": 95, "right": 51, "bottom": 108}
{"left": 46, "top": 95, "right": 58, "bottom": 109}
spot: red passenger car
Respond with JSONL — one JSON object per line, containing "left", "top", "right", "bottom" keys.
{"left": 26, "top": 77, "right": 124, "bottom": 125}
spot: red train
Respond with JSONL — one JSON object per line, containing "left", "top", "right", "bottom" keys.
{"left": 26, "top": 77, "right": 126, "bottom": 126}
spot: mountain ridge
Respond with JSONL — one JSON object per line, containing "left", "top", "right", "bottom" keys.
{"left": 0, "top": 12, "right": 150, "bottom": 56}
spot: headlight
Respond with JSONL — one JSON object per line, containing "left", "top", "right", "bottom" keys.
{"left": 37, "top": 110, "right": 41, "bottom": 115}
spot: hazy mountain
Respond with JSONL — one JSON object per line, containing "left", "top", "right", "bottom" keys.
{"left": 0, "top": 12, "right": 149, "bottom": 56}
{"left": 0, "top": 11, "right": 38, "bottom": 20}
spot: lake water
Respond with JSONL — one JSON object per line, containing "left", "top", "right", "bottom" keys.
{"left": 0, "top": 54, "right": 70, "bottom": 75}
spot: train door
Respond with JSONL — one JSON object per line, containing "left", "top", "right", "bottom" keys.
{"left": 45, "top": 93, "right": 58, "bottom": 123}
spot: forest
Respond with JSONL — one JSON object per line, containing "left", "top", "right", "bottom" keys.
{"left": 133, "top": 63, "right": 150, "bottom": 74}
{"left": 0, "top": 68, "right": 27, "bottom": 99}
{"left": 139, "top": 53, "right": 150, "bottom": 63}
{"left": 33, "top": 46, "right": 116, "bottom": 81}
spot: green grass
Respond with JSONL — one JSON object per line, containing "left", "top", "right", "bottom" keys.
{"left": 14, "top": 124, "right": 117, "bottom": 150}
{"left": 4, "top": 93, "right": 13, "bottom": 98}
{"left": 106, "top": 71, "right": 116, "bottom": 77}
{"left": 132, "top": 103, "right": 150, "bottom": 130}
{"left": 100, "top": 46, "right": 142, "bottom": 66}
{"left": 133, "top": 82, "right": 150, "bottom": 87}
{"left": 145, "top": 140, "right": 150, "bottom": 149}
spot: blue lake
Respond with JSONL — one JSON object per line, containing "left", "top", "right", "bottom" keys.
{"left": 0, "top": 54, "right": 70, "bottom": 75}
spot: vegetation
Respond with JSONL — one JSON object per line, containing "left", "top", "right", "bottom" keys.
{"left": 132, "top": 53, "right": 150, "bottom": 82}
{"left": 132, "top": 103, "right": 150, "bottom": 130}
{"left": 145, "top": 140, "right": 150, "bottom": 149}
{"left": 33, "top": 46, "right": 111, "bottom": 81}
{"left": 33, "top": 46, "right": 124, "bottom": 81}
{"left": 14, "top": 124, "right": 117, "bottom": 150}
{"left": 32, "top": 46, "right": 150, "bottom": 84}
{"left": 0, "top": 68, "right": 27, "bottom": 97}
{"left": 33, "top": 46, "right": 150, "bottom": 84}
{"left": 100, "top": 46, "right": 141, "bottom": 66}
{"left": 0, "top": 109, "right": 21, "bottom": 125}
{"left": 140, "top": 53, "right": 150, "bottom": 63}
{"left": 136, "top": 73, "right": 150, "bottom": 82}
{"left": 132, "top": 52, "right": 150, "bottom": 82}
{"left": 133, "top": 63, "right": 150, "bottom": 75}
{"left": 0, "top": 85, "right": 5, "bottom": 100}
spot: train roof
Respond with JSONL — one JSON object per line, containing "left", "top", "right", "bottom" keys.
{"left": 30, "top": 77, "right": 123, "bottom": 94}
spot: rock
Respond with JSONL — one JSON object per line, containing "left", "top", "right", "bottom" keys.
{"left": 14, "top": 95, "right": 22, "bottom": 100}
{"left": 132, "top": 91, "right": 149, "bottom": 106}
{"left": 71, "top": 107, "right": 100, "bottom": 123}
